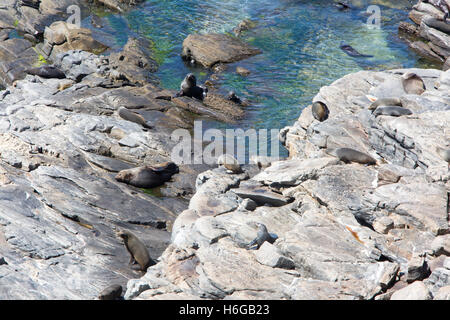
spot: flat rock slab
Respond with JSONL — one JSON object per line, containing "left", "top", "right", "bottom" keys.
{"left": 181, "top": 33, "right": 261, "bottom": 68}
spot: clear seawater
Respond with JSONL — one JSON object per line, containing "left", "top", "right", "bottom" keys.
{"left": 85, "top": 0, "right": 439, "bottom": 158}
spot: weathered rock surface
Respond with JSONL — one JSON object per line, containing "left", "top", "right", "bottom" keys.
{"left": 124, "top": 67, "right": 449, "bottom": 300}
{"left": 181, "top": 33, "right": 262, "bottom": 68}
{"left": 400, "top": 1, "right": 450, "bottom": 68}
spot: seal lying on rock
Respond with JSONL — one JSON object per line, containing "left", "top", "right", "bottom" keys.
{"left": 423, "top": 16, "right": 450, "bottom": 33}
{"left": 115, "top": 162, "right": 179, "bottom": 188}
{"left": 117, "top": 107, "right": 152, "bottom": 129}
{"left": 402, "top": 72, "right": 426, "bottom": 95}
{"left": 247, "top": 223, "right": 278, "bottom": 250}
{"left": 368, "top": 97, "right": 402, "bottom": 111}
{"left": 326, "top": 148, "right": 377, "bottom": 165}
{"left": 423, "top": 0, "right": 449, "bottom": 23}
{"left": 118, "top": 230, "right": 155, "bottom": 272}
{"left": 217, "top": 154, "right": 242, "bottom": 174}
{"left": 250, "top": 155, "right": 280, "bottom": 170}
{"left": 174, "top": 73, "right": 207, "bottom": 101}
{"left": 98, "top": 284, "right": 122, "bottom": 300}
{"left": 312, "top": 101, "right": 330, "bottom": 122}
{"left": 373, "top": 106, "right": 413, "bottom": 117}
{"left": 340, "top": 43, "right": 373, "bottom": 58}
{"left": 25, "top": 66, "right": 66, "bottom": 79}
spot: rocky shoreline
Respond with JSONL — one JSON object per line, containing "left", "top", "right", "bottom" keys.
{"left": 0, "top": 0, "right": 449, "bottom": 300}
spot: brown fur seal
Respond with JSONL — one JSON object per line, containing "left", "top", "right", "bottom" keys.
{"left": 117, "top": 107, "right": 152, "bottom": 129}
{"left": 217, "top": 154, "right": 242, "bottom": 173}
{"left": 25, "top": 65, "right": 66, "bottom": 79}
{"left": 115, "top": 162, "right": 179, "bottom": 188}
{"left": 373, "top": 106, "right": 413, "bottom": 117}
{"left": 174, "top": 73, "right": 207, "bottom": 101}
{"left": 98, "top": 284, "right": 122, "bottom": 300}
{"left": 326, "top": 148, "right": 377, "bottom": 165}
{"left": 368, "top": 97, "right": 402, "bottom": 111}
{"left": 402, "top": 72, "right": 426, "bottom": 95}
{"left": 423, "top": 16, "right": 450, "bottom": 32}
{"left": 311, "top": 101, "right": 330, "bottom": 122}
{"left": 118, "top": 230, "right": 154, "bottom": 272}
{"left": 247, "top": 223, "right": 278, "bottom": 250}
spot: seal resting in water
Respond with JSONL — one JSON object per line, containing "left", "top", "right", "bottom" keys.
{"left": 98, "top": 285, "right": 122, "bottom": 300}
{"left": 174, "top": 73, "right": 207, "bottom": 101}
{"left": 217, "top": 154, "right": 242, "bottom": 174}
{"left": 115, "top": 162, "right": 179, "bottom": 188}
{"left": 326, "top": 148, "right": 377, "bottom": 165}
{"left": 117, "top": 230, "right": 155, "bottom": 272}
{"left": 336, "top": 1, "right": 351, "bottom": 10}
{"left": 340, "top": 43, "right": 373, "bottom": 57}
{"left": 25, "top": 65, "right": 66, "bottom": 79}
{"left": 373, "top": 106, "right": 413, "bottom": 117}
{"left": 401, "top": 72, "right": 426, "bottom": 95}
{"left": 311, "top": 101, "right": 330, "bottom": 122}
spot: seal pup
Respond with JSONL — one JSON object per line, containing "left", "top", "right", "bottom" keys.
{"left": 247, "top": 223, "right": 278, "bottom": 250}
{"left": 311, "top": 101, "right": 330, "bottom": 122}
{"left": 217, "top": 154, "right": 242, "bottom": 174}
{"left": 423, "top": 0, "right": 449, "bottom": 23}
{"left": 115, "top": 162, "right": 179, "bottom": 189}
{"left": 326, "top": 148, "right": 377, "bottom": 165}
{"left": 401, "top": 72, "right": 426, "bottom": 95}
{"left": 117, "top": 107, "right": 152, "bottom": 129}
{"left": 368, "top": 97, "right": 402, "bottom": 111}
{"left": 118, "top": 230, "right": 154, "bottom": 272}
{"left": 174, "top": 73, "right": 207, "bottom": 101}
{"left": 98, "top": 284, "right": 122, "bottom": 300}
{"left": 340, "top": 43, "right": 373, "bottom": 58}
{"left": 373, "top": 106, "right": 413, "bottom": 117}
{"left": 25, "top": 65, "right": 66, "bottom": 79}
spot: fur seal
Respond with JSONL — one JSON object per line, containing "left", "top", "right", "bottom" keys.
{"left": 174, "top": 73, "right": 207, "bottom": 101}
{"left": 118, "top": 230, "right": 154, "bottom": 272}
{"left": 312, "top": 101, "right": 330, "bottom": 122}
{"left": 336, "top": 1, "right": 351, "bottom": 10}
{"left": 250, "top": 155, "right": 280, "bottom": 170}
{"left": 326, "top": 148, "right": 377, "bottom": 165}
{"left": 98, "top": 284, "right": 122, "bottom": 300}
{"left": 25, "top": 65, "right": 66, "bottom": 79}
{"left": 436, "top": 146, "right": 450, "bottom": 163}
{"left": 217, "top": 154, "right": 242, "bottom": 174}
{"left": 247, "top": 223, "right": 278, "bottom": 250}
{"left": 423, "top": 0, "right": 449, "bottom": 23}
{"left": 115, "top": 162, "right": 179, "bottom": 188}
{"left": 91, "top": 14, "right": 103, "bottom": 28}
{"left": 117, "top": 107, "right": 152, "bottom": 129}
{"left": 368, "top": 97, "right": 402, "bottom": 111}
{"left": 20, "top": 0, "right": 40, "bottom": 9}
{"left": 402, "top": 72, "right": 426, "bottom": 95}
{"left": 373, "top": 106, "right": 413, "bottom": 117}
{"left": 340, "top": 43, "right": 373, "bottom": 58}
{"left": 227, "top": 91, "right": 242, "bottom": 104}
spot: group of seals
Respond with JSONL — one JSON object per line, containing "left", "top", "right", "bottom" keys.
{"left": 174, "top": 73, "right": 208, "bottom": 101}
{"left": 25, "top": 65, "right": 66, "bottom": 79}
{"left": 115, "top": 162, "right": 179, "bottom": 189}
{"left": 340, "top": 43, "right": 373, "bottom": 58}
{"left": 217, "top": 154, "right": 242, "bottom": 174}
{"left": 246, "top": 223, "right": 278, "bottom": 250}
{"left": 312, "top": 101, "right": 330, "bottom": 122}
{"left": 118, "top": 230, "right": 155, "bottom": 272}
{"left": 117, "top": 107, "right": 152, "bottom": 129}
{"left": 423, "top": 0, "right": 450, "bottom": 23}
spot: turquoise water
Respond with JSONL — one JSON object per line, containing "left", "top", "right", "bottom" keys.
{"left": 87, "top": 0, "right": 438, "bottom": 156}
